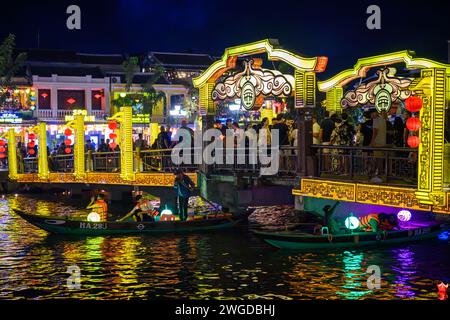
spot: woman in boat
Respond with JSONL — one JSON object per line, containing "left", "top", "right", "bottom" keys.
{"left": 358, "top": 213, "right": 399, "bottom": 232}
{"left": 117, "top": 195, "right": 158, "bottom": 222}
{"left": 86, "top": 193, "right": 108, "bottom": 222}
{"left": 323, "top": 201, "right": 341, "bottom": 234}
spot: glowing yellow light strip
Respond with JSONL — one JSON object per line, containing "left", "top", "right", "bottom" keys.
{"left": 318, "top": 50, "right": 450, "bottom": 92}
{"left": 193, "top": 39, "right": 327, "bottom": 88}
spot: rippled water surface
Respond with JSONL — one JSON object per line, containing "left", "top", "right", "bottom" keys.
{"left": 0, "top": 194, "right": 449, "bottom": 300}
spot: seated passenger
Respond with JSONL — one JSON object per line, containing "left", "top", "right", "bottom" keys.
{"left": 117, "top": 195, "right": 158, "bottom": 222}
{"left": 86, "top": 193, "right": 108, "bottom": 222}
{"left": 378, "top": 213, "right": 399, "bottom": 231}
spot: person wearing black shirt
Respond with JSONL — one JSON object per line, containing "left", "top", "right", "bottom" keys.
{"left": 272, "top": 114, "right": 289, "bottom": 146}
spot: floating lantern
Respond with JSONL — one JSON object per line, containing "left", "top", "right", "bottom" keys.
{"left": 108, "top": 121, "right": 118, "bottom": 130}
{"left": 345, "top": 215, "right": 360, "bottom": 230}
{"left": 161, "top": 209, "right": 173, "bottom": 216}
{"left": 407, "top": 135, "right": 420, "bottom": 148}
{"left": 397, "top": 210, "right": 412, "bottom": 222}
{"left": 405, "top": 96, "right": 423, "bottom": 113}
{"left": 87, "top": 212, "right": 100, "bottom": 222}
{"left": 406, "top": 117, "right": 421, "bottom": 132}
{"left": 64, "top": 128, "right": 72, "bottom": 136}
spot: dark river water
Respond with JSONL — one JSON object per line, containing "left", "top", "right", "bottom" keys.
{"left": 0, "top": 193, "right": 449, "bottom": 300}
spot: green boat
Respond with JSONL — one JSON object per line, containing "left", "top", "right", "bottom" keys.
{"left": 13, "top": 209, "right": 252, "bottom": 236}
{"left": 253, "top": 221, "right": 449, "bottom": 250}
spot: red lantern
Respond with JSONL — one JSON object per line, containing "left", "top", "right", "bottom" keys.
{"left": 405, "top": 96, "right": 423, "bottom": 113}
{"left": 407, "top": 135, "right": 420, "bottom": 148}
{"left": 28, "top": 141, "right": 36, "bottom": 148}
{"left": 109, "top": 142, "right": 117, "bottom": 150}
{"left": 65, "top": 147, "right": 72, "bottom": 154}
{"left": 64, "top": 128, "right": 73, "bottom": 136}
{"left": 0, "top": 154, "right": 5, "bottom": 159}
{"left": 28, "top": 149, "right": 35, "bottom": 155}
{"left": 108, "top": 121, "right": 118, "bottom": 130}
{"left": 64, "top": 139, "right": 72, "bottom": 146}
{"left": 0, "top": 140, "right": 5, "bottom": 147}
{"left": 406, "top": 117, "right": 421, "bottom": 132}
{"left": 28, "top": 133, "right": 36, "bottom": 140}
{"left": 109, "top": 133, "right": 117, "bottom": 140}
{"left": 0, "top": 147, "right": 5, "bottom": 153}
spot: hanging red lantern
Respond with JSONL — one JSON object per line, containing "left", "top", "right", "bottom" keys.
{"left": 0, "top": 140, "right": 5, "bottom": 147}
{"left": 28, "top": 133, "right": 36, "bottom": 140}
{"left": 64, "top": 128, "right": 73, "bottom": 136}
{"left": 406, "top": 117, "right": 422, "bottom": 132}
{"left": 407, "top": 135, "right": 420, "bottom": 148}
{"left": 28, "top": 149, "right": 35, "bottom": 155}
{"left": 64, "top": 138, "right": 72, "bottom": 146}
{"left": 405, "top": 96, "right": 423, "bottom": 113}
{"left": 0, "top": 147, "right": 6, "bottom": 153}
{"left": 108, "top": 121, "right": 118, "bottom": 130}
{"left": 65, "top": 147, "right": 72, "bottom": 154}
{"left": 109, "top": 142, "right": 117, "bottom": 150}
{"left": 109, "top": 133, "right": 117, "bottom": 140}
{"left": 0, "top": 154, "right": 5, "bottom": 159}
{"left": 28, "top": 141, "right": 36, "bottom": 148}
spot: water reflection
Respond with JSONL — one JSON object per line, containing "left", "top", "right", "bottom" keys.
{"left": 0, "top": 194, "right": 449, "bottom": 300}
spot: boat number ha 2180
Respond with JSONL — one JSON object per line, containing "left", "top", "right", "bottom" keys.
{"left": 79, "top": 222, "right": 108, "bottom": 230}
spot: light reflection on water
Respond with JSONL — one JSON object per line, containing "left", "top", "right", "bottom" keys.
{"left": 0, "top": 194, "right": 449, "bottom": 300}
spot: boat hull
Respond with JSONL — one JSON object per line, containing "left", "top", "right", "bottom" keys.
{"left": 253, "top": 222, "right": 448, "bottom": 250}
{"left": 14, "top": 209, "right": 249, "bottom": 236}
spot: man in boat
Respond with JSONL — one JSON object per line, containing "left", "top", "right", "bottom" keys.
{"left": 323, "top": 201, "right": 341, "bottom": 234}
{"left": 86, "top": 193, "right": 108, "bottom": 222}
{"left": 117, "top": 195, "right": 158, "bottom": 222}
{"left": 174, "top": 169, "right": 195, "bottom": 221}
{"left": 358, "top": 213, "right": 399, "bottom": 232}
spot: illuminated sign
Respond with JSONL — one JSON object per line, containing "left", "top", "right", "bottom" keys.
{"left": 340, "top": 68, "right": 413, "bottom": 113}
{"left": 65, "top": 109, "right": 96, "bottom": 122}
{"left": 211, "top": 59, "right": 294, "bottom": 111}
{"left": 0, "top": 113, "right": 23, "bottom": 124}
{"left": 132, "top": 114, "right": 150, "bottom": 124}
{"left": 169, "top": 105, "right": 187, "bottom": 117}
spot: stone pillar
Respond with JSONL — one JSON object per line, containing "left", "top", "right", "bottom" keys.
{"left": 51, "top": 88, "right": 58, "bottom": 118}
{"left": 85, "top": 88, "right": 92, "bottom": 115}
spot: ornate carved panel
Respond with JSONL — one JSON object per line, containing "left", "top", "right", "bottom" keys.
{"left": 296, "top": 179, "right": 356, "bottom": 201}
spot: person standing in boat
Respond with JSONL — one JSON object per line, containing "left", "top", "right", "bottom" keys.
{"left": 174, "top": 169, "right": 195, "bottom": 221}
{"left": 323, "top": 201, "right": 341, "bottom": 234}
{"left": 86, "top": 193, "right": 108, "bottom": 222}
{"left": 117, "top": 195, "right": 158, "bottom": 222}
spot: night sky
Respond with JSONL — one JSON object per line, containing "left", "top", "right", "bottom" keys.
{"left": 1, "top": 0, "right": 449, "bottom": 76}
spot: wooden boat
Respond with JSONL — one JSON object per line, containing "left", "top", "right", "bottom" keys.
{"left": 13, "top": 209, "right": 252, "bottom": 236}
{"left": 253, "top": 221, "right": 449, "bottom": 250}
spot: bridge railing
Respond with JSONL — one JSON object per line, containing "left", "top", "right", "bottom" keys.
{"left": 139, "top": 148, "right": 198, "bottom": 173}
{"left": 311, "top": 145, "right": 418, "bottom": 186}
{"left": 91, "top": 151, "right": 121, "bottom": 172}
{"left": 23, "top": 157, "right": 38, "bottom": 173}
{"left": 49, "top": 154, "right": 74, "bottom": 173}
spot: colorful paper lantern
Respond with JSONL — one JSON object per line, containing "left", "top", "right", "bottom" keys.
{"left": 65, "top": 147, "right": 72, "bottom": 154}
{"left": 397, "top": 210, "right": 412, "bottom": 222}
{"left": 345, "top": 216, "right": 360, "bottom": 230}
{"left": 405, "top": 96, "right": 423, "bottom": 113}
{"left": 406, "top": 117, "right": 421, "bottom": 132}
{"left": 64, "top": 139, "right": 72, "bottom": 146}
{"left": 64, "top": 128, "right": 72, "bottom": 136}
{"left": 407, "top": 135, "right": 420, "bottom": 148}
{"left": 108, "top": 121, "right": 118, "bottom": 130}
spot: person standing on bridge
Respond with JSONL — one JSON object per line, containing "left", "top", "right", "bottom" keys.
{"left": 174, "top": 169, "right": 195, "bottom": 221}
